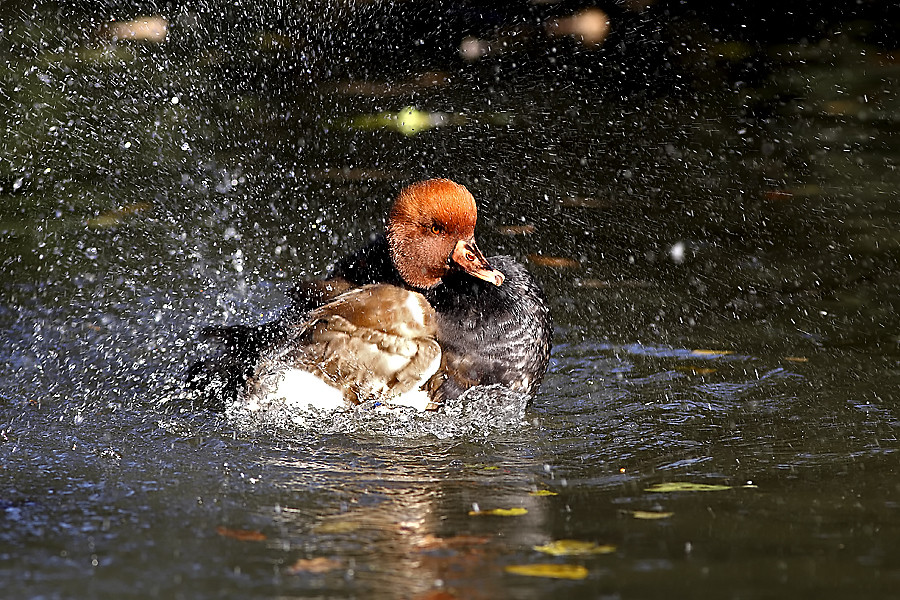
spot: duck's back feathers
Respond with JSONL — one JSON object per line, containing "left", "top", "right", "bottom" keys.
{"left": 247, "top": 284, "right": 442, "bottom": 411}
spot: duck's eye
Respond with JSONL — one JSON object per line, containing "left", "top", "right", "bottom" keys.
{"left": 430, "top": 224, "right": 443, "bottom": 235}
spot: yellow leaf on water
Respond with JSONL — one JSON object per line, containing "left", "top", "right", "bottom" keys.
{"left": 349, "top": 106, "right": 448, "bottom": 136}
{"left": 533, "top": 540, "right": 616, "bottom": 556}
{"left": 529, "top": 490, "right": 558, "bottom": 497}
{"left": 645, "top": 482, "right": 734, "bottom": 493}
{"left": 691, "top": 349, "right": 733, "bottom": 357}
{"left": 505, "top": 563, "right": 589, "bottom": 580}
{"left": 468, "top": 507, "right": 528, "bottom": 517}
{"left": 415, "top": 534, "right": 491, "bottom": 550}
{"left": 631, "top": 510, "right": 674, "bottom": 520}
{"left": 285, "top": 557, "right": 343, "bottom": 574}
{"left": 312, "top": 518, "right": 363, "bottom": 534}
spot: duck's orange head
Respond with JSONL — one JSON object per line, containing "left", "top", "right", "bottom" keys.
{"left": 387, "top": 179, "right": 505, "bottom": 290}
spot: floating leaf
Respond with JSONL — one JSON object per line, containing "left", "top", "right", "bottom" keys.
{"left": 415, "top": 534, "right": 491, "bottom": 550}
{"left": 764, "top": 190, "right": 794, "bottom": 202}
{"left": 824, "top": 100, "right": 860, "bottom": 116}
{"left": 645, "top": 482, "right": 734, "bottom": 493}
{"left": 312, "top": 518, "right": 363, "bottom": 534}
{"left": 87, "top": 202, "right": 151, "bottom": 228}
{"left": 411, "top": 591, "right": 459, "bottom": 600}
{"left": 529, "top": 490, "right": 558, "bottom": 497}
{"left": 690, "top": 349, "right": 733, "bottom": 357}
{"left": 215, "top": 526, "right": 266, "bottom": 541}
{"left": 528, "top": 255, "right": 580, "bottom": 268}
{"left": 100, "top": 16, "right": 168, "bottom": 43}
{"left": 349, "top": 106, "right": 453, "bottom": 136}
{"left": 545, "top": 8, "right": 610, "bottom": 48}
{"left": 497, "top": 224, "right": 536, "bottom": 236}
{"left": 285, "top": 557, "right": 343, "bottom": 574}
{"left": 631, "top": 510, "right": 674, "bottom": 520}
{"left": 533, "top": 540, "right": 616, "bottom": 556}
{"left": 505, "top": 563, "right": 589, "bottom": 580}
{"left": 468, "top": 507, "right": 528, "bottom": 517}
{"left": 784, "top": 356, "right": 809, "bottom": 363}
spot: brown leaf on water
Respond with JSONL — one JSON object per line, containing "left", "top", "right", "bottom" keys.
{"left": 764, "top": 190, "right": 794, "bottom": 201}
{"left": 528, "top": 255, "right": 580, "bottom": 268}
{"left": 545, "top": 8, "right": 610, "bottom": 49}
{"left": 411, "top": 591, "right": 460, "bottom": 600}
{"left": 824, "top": 100, "right": 859, "bottom": 116}
{"left": 415, "top": 534, "right": 492, "bottom": 550}
{"left": 784, "top": 356, "right": 809, "bottom": 363}
{"left": 99, "top": 16, "right": 168, "bottom": 43}
{"left": 497, "top": 224, "right": 536, "bottom": 236}
{"left": 285, "top": 557, "right": 343, "bottom": 574}
{"left": 86, "top": 202, "right": 151, "bottom": 228}
{"left": 215, "top": 526, "right": 266, "bottom": 542}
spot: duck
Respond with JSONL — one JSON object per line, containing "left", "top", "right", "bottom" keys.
{"left": 188, "top": 179, "right": 552, "bottom": 414}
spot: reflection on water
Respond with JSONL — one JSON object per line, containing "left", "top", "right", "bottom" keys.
{"left": 2, "top": 4, "right": 900, "bottom": 599}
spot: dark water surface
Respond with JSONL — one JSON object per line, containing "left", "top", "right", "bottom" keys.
{"left": 2, "top": 6, "right": 899, "bottom": 599}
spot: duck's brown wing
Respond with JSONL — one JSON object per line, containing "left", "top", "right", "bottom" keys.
{"left": 288, "top": 235, "right": 406, "bottom": 313}
{"left": 251, "top": 284, "right": 441, "bottom": 405}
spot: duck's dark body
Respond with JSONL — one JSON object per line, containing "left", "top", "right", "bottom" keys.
{"left": 189, "top": 235, "right": 551, "bottom": 410}
{"left": 425, "top": 255, "right": 551, "bottom": 404}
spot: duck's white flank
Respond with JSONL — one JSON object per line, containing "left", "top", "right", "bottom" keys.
{"left": 256, "top": 368, "right": 344, "bottom": 411}
{"left": 258, "top": 348, "right": 442, "bottom": 413}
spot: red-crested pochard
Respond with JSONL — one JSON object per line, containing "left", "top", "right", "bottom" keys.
{"left": 189, "top": 179, "right": 551, "bottom": 413}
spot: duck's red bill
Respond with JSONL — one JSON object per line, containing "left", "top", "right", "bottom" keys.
{"left": 451, "top": 239, "right": 505, "bottom": 286}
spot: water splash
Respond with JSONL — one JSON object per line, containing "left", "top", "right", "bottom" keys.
{"left": 223, "top": 384, "right": 531, "bottom": 439}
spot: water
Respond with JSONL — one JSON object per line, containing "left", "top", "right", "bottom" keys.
{"left": 2, "top": 4, "right": 899, "bottom": 598}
